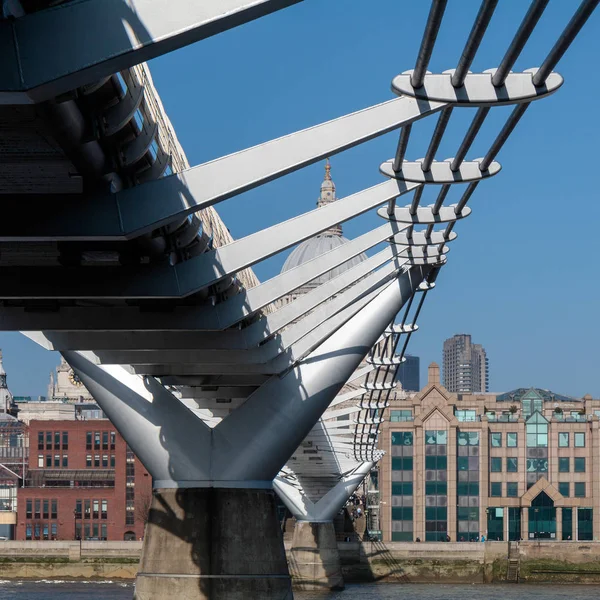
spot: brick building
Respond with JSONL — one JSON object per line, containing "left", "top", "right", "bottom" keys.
{"left": 17, "top": 420, "right": 151, "bottom": 541}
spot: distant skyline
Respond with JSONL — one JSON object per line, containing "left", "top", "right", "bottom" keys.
{"left": 0, "top": 1, "right": 598, "bottom": 398}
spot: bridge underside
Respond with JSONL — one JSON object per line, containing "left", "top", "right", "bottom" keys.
{"left": 0, "top": 0, "right": 596, "bottom": 598}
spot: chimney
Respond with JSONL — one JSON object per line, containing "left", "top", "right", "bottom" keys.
{"left": 428, "top": 362, "right": 440, "bottom": 385}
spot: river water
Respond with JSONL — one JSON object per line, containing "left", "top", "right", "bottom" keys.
{"left": 0, "top": 582, "right": 599, "bottom": 599}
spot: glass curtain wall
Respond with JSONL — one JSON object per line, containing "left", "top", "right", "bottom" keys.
{"left": 457, "top": 431, "right": 479, "bottom": 541}
{"left": 425, "top": 430, "right": 448, "bottom": 541}
{"left": 391, "top": 432, "right": 413, "bottom": 541}
{"left": 526, "top": 412, "right": 549, "bottom": 489}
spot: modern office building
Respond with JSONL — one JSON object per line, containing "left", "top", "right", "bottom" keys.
{"left": 443, "top": 334, "right": 489, "bottom": 393}
{"left": 397, "top": 355, "right": 420, "bottom": 392}
{"left": 379, "top": 363, "right": 600, "bottom": 543}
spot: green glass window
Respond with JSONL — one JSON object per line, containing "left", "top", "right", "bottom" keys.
{"left": 506, "top": 482, "right": 518, "bottom": 497}
{"left": 578, "top": 508, "right": 593, "bottom": 541}
{"left": 426, "top": 430, "right": 447, "bottom": 445}
{"left": 392, "top": 482, "right": 413, "bottom": 495}
{"left": 558, "top": 432, "right": 569, "bottom": 447}
{"left": 392, "top": 457, "right": 413, "bottom": 471}
{"left": 558, "top": 457, "right": 570, "bottom": 473}
{"left": 490, "top": 482, "right": 502, "bottom": 497}
{"left": 425, "top": 455, "right": 447, "bottom": 470}
{"left": 490, "top": 457, "right": 502, "bottom": 472}
{"left": 558, "top": 482, "right": 569, "bottom": 497}
{"left": 574, "top": 482, "right": 586, "bottom": 498}
{"left": 487, "top": 507, "right": 504, "bottom": 541}
{"left": 490, "top": 433, "right": 502, "bottom": 447}
{"left": 562, "top": 507, "right": 573, "bottom": 540}
{"left": 574, "top": 457, "right": 586, "bottom": 473}
{"left": 392, "top": 507, "right": 413, "bottom": 520}
{"left": 506, "top": 458, "right": 518, "bottom": 472}
{"left": 506, "top": 433, "right": 517, "bottom": 447}
{"left": 575, "top": 433, "right": 585, "bottom": 447}
{"left": 391, "top": 431, "right": 413, "bottom": 446}
{"left": 455, "top": 410, "right": 476, "bottom": 422}
{"left": 390, "top": 410, "right": 413, "bottom": 422}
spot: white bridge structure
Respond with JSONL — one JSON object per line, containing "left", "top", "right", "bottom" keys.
{"left": 0, "top": 1, "right": 597, "bottom": 598}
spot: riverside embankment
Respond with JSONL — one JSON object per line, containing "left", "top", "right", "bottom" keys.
{"left": 0, "top": 541, "right": 600, "bottom": 583}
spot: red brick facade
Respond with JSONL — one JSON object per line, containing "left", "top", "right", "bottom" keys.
{"left": 17, "top": 420, "right": 152, "bottom": 541}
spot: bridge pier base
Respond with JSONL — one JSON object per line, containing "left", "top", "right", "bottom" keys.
{"left": 289, "top": 521, "right": 344, "bottom": 591}
{"left": 134, "top": 487, "right": 292, "bottom": 600}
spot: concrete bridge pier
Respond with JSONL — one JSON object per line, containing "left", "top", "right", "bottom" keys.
{"left": 135, "top": 488, "right": 291, "bottom": 600}
{"left": 275, "top": 461, "right": 374, "bottom": 591}
{"left": 62, "top": 269, "right": 430, "bottom": 599}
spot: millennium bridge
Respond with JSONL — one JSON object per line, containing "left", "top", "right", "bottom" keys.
{"left": 1, "top": 0, "right": 598, "bottom": 598}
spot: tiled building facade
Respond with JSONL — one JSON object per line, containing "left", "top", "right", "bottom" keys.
{"left": 16, "top": 420, "right": 151, "bottom": 541}
{"left": 380, "top": 363, "right": 600, "bottom": 542}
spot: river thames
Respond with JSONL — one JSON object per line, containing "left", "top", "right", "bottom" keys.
{"left": 0, "top": 582, "right": 598, "bottom": 599}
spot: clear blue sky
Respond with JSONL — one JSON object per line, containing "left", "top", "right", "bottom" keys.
{"left": 3, "top": 1, "right": 599, "bottom": 398}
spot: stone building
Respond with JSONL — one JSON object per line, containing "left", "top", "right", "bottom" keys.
{"left": 379, "top": 363, "right": 600, "bottom": 542}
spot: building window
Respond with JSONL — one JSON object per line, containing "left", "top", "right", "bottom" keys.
{"left": 38, "top": 455, "right": 43, "bottom": 468}
{"left": 455, "top": 410, "right": 476, "bottom": 422}
{"left": 110, "top": 455, "right": 115, "bottom": 468}
{"left": 562, "top": 507, "right": 573, "bottom": 540}
{"left": 101, "top": 500, "right": 108, "bottom": 520}
{"left": 86, "top": 432, "right": 92, "bottom": 450}
{"left": 558, "top": 458, "right": 570, "bottom": 473}
{"left": 54, "top": 432, "right": 60, "bottom": 450}
{"left": 110, "top": 432, "right": 116, "bottom": 451}
{"left": 86, "top": 455, "right": 92, "bottom": 468}
{"left": 94, "top": 455, "right": 100, "bottom": 468}
{"left": 506, "top": 433, "right": 517, "bottom": 447}
{"left": 578, "top": 508, "right": 593, "bottom": 541}
{"left": 490, "top": 433, "right": 502, "bottom": 447}
{"left": 558, "top": 432, "right": 569, "bottom": 447}
{"left": 425, "top": 430, "right": 447, "bottom": 542}
{"left": 84, "top": 500, "right": 91, "bottom": 519}
{"left": 102, "top": 431, "right": 109, "bottom": 450}
{"left": 46, "top": 455, "right": 51, "bottom": 468}
{"left": 506, "top": 458, "right": 518, "bottom": 472}
{"left": 574, "top": 483, "right": 586, "bottom": 498}
{"left": 26, "top": 499, "right": 32, "bottom": 519}
{"left": 62, "top": 455, "right": 68, "bottom": 468}
{"left": 490, "top": 457, "right": 502, "bottom": 472}
{"left": 62, "top": 432, "right": 68, "bottom": 450}
{"left": 93, "top": 432, "right": 100, "bottom": 450}
{"left": 93, "top": 500, "right": 99, "bottom": 520}
{"left": 490, "top": 482, "right": 502, "bottom": 497}
{"left": 390, "top": 410, "right": 413, "bottom": 422}
{"left": 38, "top": 432, "right": 44, "bottom": 450}
{"left": 46, "top": 431, "right": 52, "bottom": 450}
{"left": 558, "top": 482, "right": 570, "bottom": 497}
{"left": 54, "top": 455, "right": 60, "bottom": 467}
{"left": 75, "top": 500, "right": 82, "bottom": 518}
{"left": 51, "top": 523, "right": 57, "bottom": 539}
{"left": 574, "top": 457, "right": 586, "bottom": 473}
{"left": 101, "top": 524, "right": 107, "bottom": 541}
{"left": 102, "top": 455, "right": 108, "bottom": 468}
{"left": 574, "top": 433, "right": 585, "bottom": 447}
{"left": 51, "top": 499, "right": 57, "bottom": 520}
{"left": 506, "top": 482, "right": 518, "bottom": 497}
{"left": 25, "top": 525, "right": 31, "bottom": 540}
{"left": 43, "top": 499, "right": 48, "bottom": 519}
{"left": 34, "top": 499, "right": 40, "bottom": 519}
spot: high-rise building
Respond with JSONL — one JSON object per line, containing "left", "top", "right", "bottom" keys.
{"left": 396, "top": 355, "right": 420, "bottom": 392}
{"left": 443, "top": 334, "right": 489, "bottom": 393}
